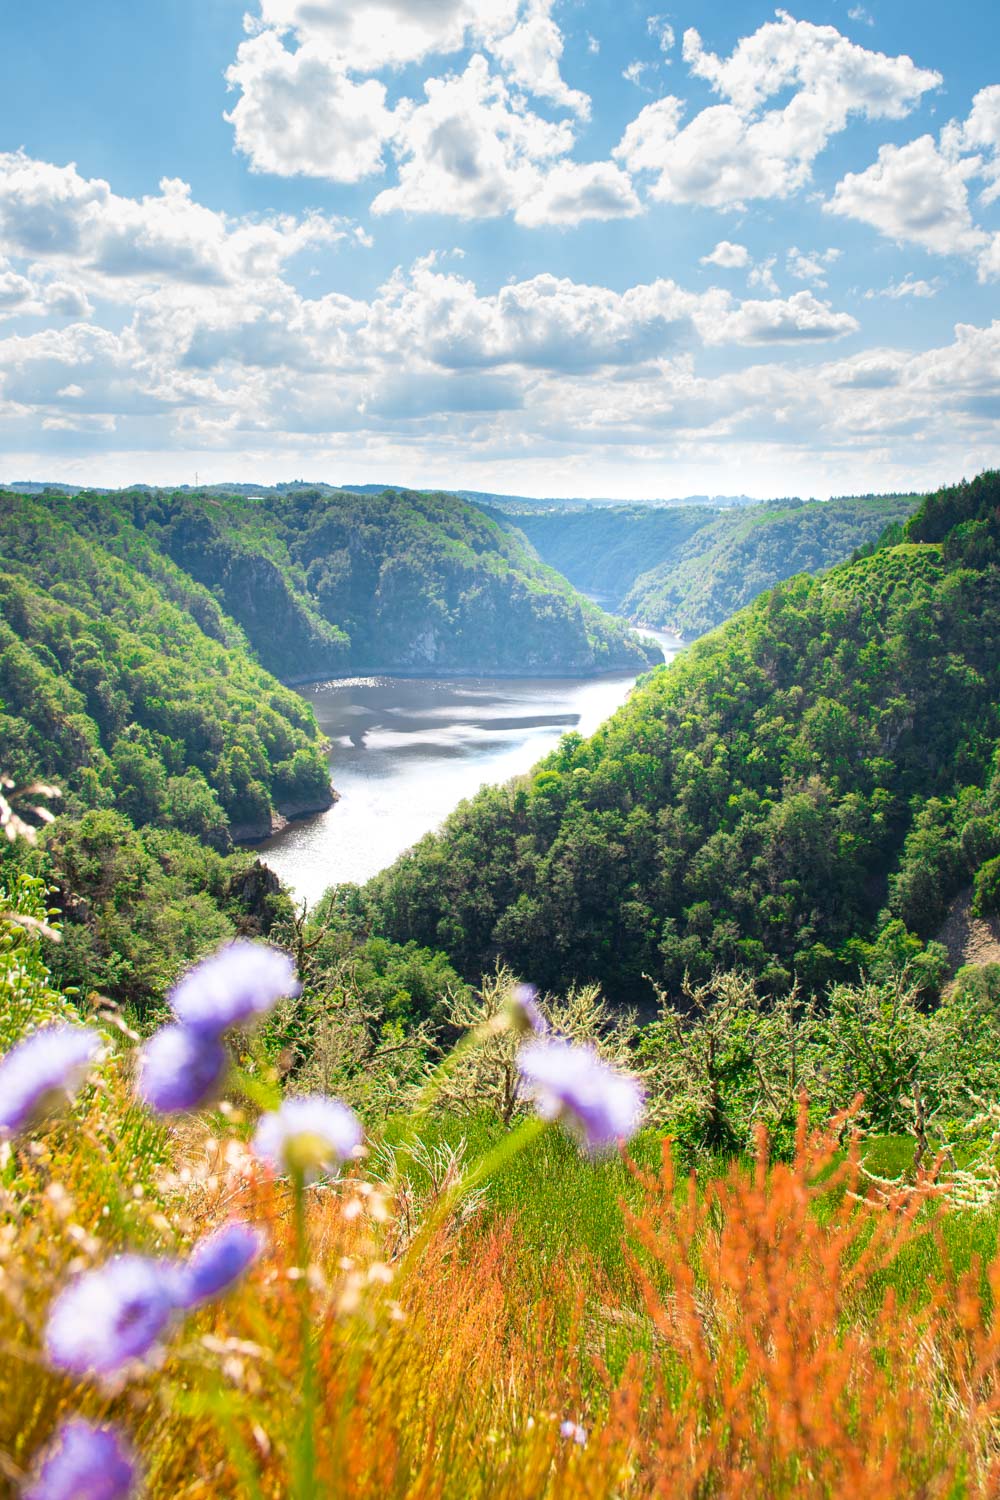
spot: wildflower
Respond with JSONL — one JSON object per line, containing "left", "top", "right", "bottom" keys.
{"left": 24, "top": 1419, "right": 136, "bottom": 1500}
{"left": 0, "top": 1024, "right": 100, "bottom": 1135}
{"left": 45, "top": 1256, "right": 177, "bottom": 1377}
{"left": 171, "top": 1222, "right": 265, "bottom": 1309}
{"left": 253, "top": 1095, "right": 363, "bottom": 1181}
{"left": 507, "top": 983, "right": 548, "bottom": 1037}
{"left": 560, "top": 1419, "right": 587, "bottom": 1446}
{"left": 137, "top": 1024, "right": 228, "bottom": 1115}
{"left": 169, "top": 940, "right": 300, "bottom": 1037}
{"left": 517, "top": 1039, "right": 644, "bottom": 1155}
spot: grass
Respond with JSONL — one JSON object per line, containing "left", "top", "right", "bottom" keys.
{"left": 6, "top": 1059, "right": 1000, "bottom": 1495}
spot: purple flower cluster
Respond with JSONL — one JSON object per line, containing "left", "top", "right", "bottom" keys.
{"left": 24, "top": 1419, "right": 135, "bottom": 1500}
{"left": 45, "top": 1223, "right": 264, "bottom": 1378}
{"left": 138, "top": 940, "right": 300, "bottom": 1116}
{"left": 0, "top": 1024, "right": 100, "bottom": 1135}
{"left": 517, "top": 1039, "right": 645, "bottom": 1155}
{"left": 169, "top": 1222, "right": 266, "bottom": 1309}
{"left": 170, "top": 941, "right": 300, "bottom": 1036}
{"left": 253, "top": 1095, "right": 363, "bottom": 1181}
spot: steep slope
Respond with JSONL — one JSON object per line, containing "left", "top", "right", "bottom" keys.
{"left": 514, "top": 495, "right": 917, "bottom": 636}
{"left": 349, "top": 473, "right": 1000, "bottom": 1003}
{"left": 0, "top": 494, "right": 333, "bottom": 843}
{"left": 500, "top": 506, "right": 717, "bottom": 605}
{"left": 622, "top": 495, "right": 919, "bottom": 635}
{"left": 40, "top": 488, "right": 658, "bottom": 679}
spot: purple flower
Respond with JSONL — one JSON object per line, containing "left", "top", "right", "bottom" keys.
{"left": 169, "top": 941, "right": 300, "bottom": 1037}
{"left": 517, "top": 1040, "right": 645, "bottom": 1155}
{"left": 24, "top": 1420, "right": 136, "bottom": 1500}
{"left": 170, "top": 1222, "right": 265, "bottom": 1310}
{"left": 560, "top": 1420, "right": 587, "bottom": 1447}
{"left": 45, "top": 1256, "right": 178, "bottom": 1377}
{"left": 137, "top": 1025, "right": 228, "bottom": 1115}
{"left": 0, "top": 1024, "right": 100, "bottom": 1135}
{"left": 508, "top": 983, "right": 548, "bottom": 1038}
{"left": 252, "top": 1095, "right": 363, "bottom": 1181}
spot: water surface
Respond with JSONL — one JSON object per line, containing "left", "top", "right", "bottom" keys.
{"left": 262, "top": 629, "right": 683, "bottom": 906}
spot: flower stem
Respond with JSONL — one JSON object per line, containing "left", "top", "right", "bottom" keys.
{"left": 291, "top": 1167, "right": 318, "bottom": 1499}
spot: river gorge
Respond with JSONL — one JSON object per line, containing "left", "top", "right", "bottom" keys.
{"left": 261, "top": 629, "right": 684, "bottom": 907}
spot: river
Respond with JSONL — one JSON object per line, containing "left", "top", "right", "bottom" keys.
{"left": 260, "top": 627, "right": 684, "bottom": 908}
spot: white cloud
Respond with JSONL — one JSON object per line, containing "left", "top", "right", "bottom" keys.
{"left": 586, "top": 33, "right": 600, "bottom": 55}
{"left": 225, "top": 31, "right": 400, "bottom": 182}
{"left": 622, "top": 61, "right": 657, "bottom": 92}
{"left": 228, "top": 0, "right": 590, "bottom": 187}
{"left": 250, "top": 0, "right": 522, "bottom": 74}
{"left": 0, "top": 152, "right": 355, "bottom": 290}
{"left": 701, "top": 240, "right": 750, "bottom": 269}
{"left": 945, "top": 84, "right": 1000, "bottom": 205}
{"left": 710, "top": 289, "right": 858, "bottom": 344}
{"left": 786, "top": 246, "right": 841, "bottom": 285}
{"left": 748, "top": 256, "right": 779, "bottom": 294}
{"left": 864, "top": 274, "right": 940, "bottom": 300}
{"left": 43, "top": 282, "right": 94, "bottom": 318}
{"left": 826, "top": 135, "right": 988, "bottom": 259}
{"left": 827, "top": 85, "right": 1000, "bottom": 280}
{"left": 0, "top": 268, "right": 34, "bottom": 311}
{"left": 848, "top": 7, "right": 874, "bottom": 27}
{"left": 647, "top": 15, "right": 676, "bottom": 55}
{"left": 515, "top": 161, "right": 642, "bottom": 227}
{"left": 487, "top": 0, "right": 590, "bottom": 116}
{"left": 616, "top": 12, "right": 939, "bottom": 208}
{"left": 369, "top": 58, "right": 629, "bottom": 226}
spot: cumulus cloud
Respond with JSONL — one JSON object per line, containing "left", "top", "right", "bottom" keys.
{"left": 487, "top": 0, "right": 590, "bottom": 115}
{"left": 0, "top": 152, "right": 356, "bottom": 290}
{"left": 225, "top": 31, "right": 400, "bottom": 182}
{"left": 700, "top": 241, "right": 750, "bottom": 269}
{"left": 710, "top": 289, "right": 858, "bottom": 343}
{"left": 367, "top": 58, "right": 631, "bottom": 225}
{"left": 227, "top": 0, "right": 590, "bottom": 189}
{"left": 826, "top": 135, "right": 988, "bottom": 258}
{"left": 748, "top": 257, "right": 779, "bottom": 294}
{"left": 827, "top": 85, "right": 1000, "bottom": 280}
{"left": 615, "top": 11, "right": 939, "bottom": 208}
{"left": 249, "top": 0, "right": 522, "bottom": 74}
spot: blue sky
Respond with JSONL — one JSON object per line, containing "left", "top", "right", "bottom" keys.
{"left": 0, "top": 0, "right": 997, "bottom": 497}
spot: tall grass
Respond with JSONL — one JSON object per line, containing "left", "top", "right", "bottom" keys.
{"left": 5, "top": 1074, "right": 1000, "bottom": 1497}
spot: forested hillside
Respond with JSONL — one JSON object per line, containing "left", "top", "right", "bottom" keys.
{"left": 0, "top": 495, "right": 334, "bottom": 845}
{"left": 623, "top": 495, "right": 919, "bottom": 636}
{"left": 514, "top": 494, "right": 917, "bottom": 636}
{"left": 35, "top": 488, "right": 658, "bottom": 681}
{"left": 347, "top": 473, "right": 1000, "bottom": 1004}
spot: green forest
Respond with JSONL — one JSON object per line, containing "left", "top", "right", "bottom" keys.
{"left": 513, "top": 493, "right": 918, "bottom": 636}
{"left": 32, "top": 487, "right": 657, "bottom": 681}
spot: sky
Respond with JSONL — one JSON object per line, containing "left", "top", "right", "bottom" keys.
{"left": 0, "top": 0, "right": 997, "bottom": 499}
